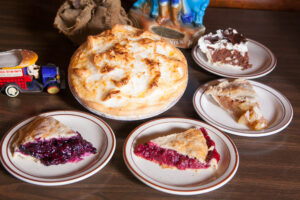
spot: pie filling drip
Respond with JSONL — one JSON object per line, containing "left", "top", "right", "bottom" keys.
{"left": 18, "top": 132, "right": 96, "bottom": 166}
{"left": 134, "top": 128, "right": 220, "bottom": 170}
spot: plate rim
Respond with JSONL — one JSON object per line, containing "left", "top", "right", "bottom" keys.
{"left": 0, "top": 110, "right": 116, "bottom": 186}
{"left": 123, "top": 117, "right": 239, "bottom": 195}
{"left": 193, "top": 79, "right": 294, "bottom": 137}
{"left": 192, "top": 38, "right": 277, "bottom": 79}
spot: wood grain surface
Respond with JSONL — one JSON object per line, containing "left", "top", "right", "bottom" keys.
{"left": 0, "top": 0, "right": 300, "bottom": 200}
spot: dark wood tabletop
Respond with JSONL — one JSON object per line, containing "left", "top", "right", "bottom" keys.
{"left": 0, "top": 1, "right": 299, "bottom": 200}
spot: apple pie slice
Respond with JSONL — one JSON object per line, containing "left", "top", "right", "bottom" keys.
{"left": 134, "top": 128, "right": 220, "bottom": 170}
{"left": 206, "top": 79, "right": 267, "bottom": 130}
{"left": 12, "top": 116, "right": 96, "bottom": 166}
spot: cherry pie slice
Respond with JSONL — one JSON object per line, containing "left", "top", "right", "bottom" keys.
{"left": 12, "top": 116, "right": 96, "bottom": 166}
{"left": 206, "top": 79, "right": 268, "bottom": 130}
{"left": 134, "top": 128, "right": 220, "bottom": 170}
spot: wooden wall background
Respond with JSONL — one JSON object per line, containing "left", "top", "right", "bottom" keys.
{"left": 209, "top": 0, "right": 300, "bottom": 11}
{"left": 125, "top": 0, "right": 300, "bottom": 11}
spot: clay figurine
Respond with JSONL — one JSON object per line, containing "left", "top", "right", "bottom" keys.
{"left": 130, "top": 0, "right": 209, "bottom": 48}
{"left": 0, "top": 49, "right": 64, "bottom": 97}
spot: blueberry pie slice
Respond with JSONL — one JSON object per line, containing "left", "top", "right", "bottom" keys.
{"left": 134, "top": 128, "right": 220, "bottom": 170}
{"left": 12, "top": 116, "right": 96, "bottom": 166}
{"left": 206, "top": 79, "right": 268, "bottom": 130}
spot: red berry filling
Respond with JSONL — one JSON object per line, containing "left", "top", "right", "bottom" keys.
{"left": 134, "top": 128, "right": 220, "bottom": 170}
{"left": 18, "top": 132, "right": 96, "bottom": 166}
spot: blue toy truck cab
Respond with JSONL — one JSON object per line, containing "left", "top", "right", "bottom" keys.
{"left": 40, "top": 64, "right": 63, "bottom": 94}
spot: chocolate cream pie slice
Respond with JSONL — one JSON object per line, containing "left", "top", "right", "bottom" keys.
{"left": 206, "top": 79, "right": 268, "bottom": 130}
{"left": 12, "top": 116, "right": 96, "bottom": 166}
{"left": 198, "top": 28, "right": 252, "bottom": 70}
{"left": 134, "top": 128, "right": 220, "bottom": 170}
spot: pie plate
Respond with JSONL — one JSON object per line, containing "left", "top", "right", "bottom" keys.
{"left": 0, "top": 110, "right": 116, "bottom": 186}
{"left": 70, "top": 86, "right": 184, "bottom": 121}
{"left": 192, "top": 39, "right": 277, "bottom": 79}
{"left": 123, "top": 118, "right": 239, "bottom": 195}
{"left": 68, "top": 63, "right": 187, "bottom": 121}
{"left": 193, "top": 79, "right": 293, "bottom": 137}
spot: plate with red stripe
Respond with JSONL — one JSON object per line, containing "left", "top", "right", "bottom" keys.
{"left": 0, "top": 110, "right": 116, "bottom": 186}
{"left": 192, "top": 39, "right": 277, "bottom": 79}
{"left": 193, "top": 79, "right": 293, "bottom": 137}
{"left": 123, "top": 117, "right": 239, "bottom": 195}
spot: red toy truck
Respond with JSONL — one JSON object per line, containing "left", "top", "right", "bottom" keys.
{"left": 0, "top": 49, "right": 63, "bottom": 97}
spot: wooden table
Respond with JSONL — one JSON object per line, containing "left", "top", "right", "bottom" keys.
{"left": 0, "top": 1, "right": 299, "bottom": 199}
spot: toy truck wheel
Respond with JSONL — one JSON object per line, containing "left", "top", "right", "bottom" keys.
{"left": 5, "top": 85, "right": 20, "bottom": 97}
{"left": 47, "top": 85, "right": 60, "bottom": 94}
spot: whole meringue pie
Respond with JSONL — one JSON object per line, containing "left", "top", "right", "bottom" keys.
{"left": 68, "top": 25, "right": 188, "bottom": 120}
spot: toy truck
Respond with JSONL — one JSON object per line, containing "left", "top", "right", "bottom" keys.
{"left": 0, "top": 49, "right": 63, "bottom": 97}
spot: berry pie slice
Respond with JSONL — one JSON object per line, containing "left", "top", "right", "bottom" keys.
{"left": 12, "top": 116, "right": 96, "bottom": 166}
{"left": 206, "top": 79, "right": 268, "bottom": 130}
{"left": 134, "top": 128, "right": 220, "bottom": 170}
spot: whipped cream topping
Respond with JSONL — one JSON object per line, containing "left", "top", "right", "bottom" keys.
{"left": 198, "top": 28, "right": 249, "bottom": 69}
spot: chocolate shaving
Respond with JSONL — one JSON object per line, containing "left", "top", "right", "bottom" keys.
{"left": 204, "top": 36, "right": 219, "bottom": 44}
{"left": 222, "top": 28, "right": 247, "bottom": 44}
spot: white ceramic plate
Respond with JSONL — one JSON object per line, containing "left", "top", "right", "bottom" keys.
{"left": 192, "top": 39, "right": 277, "bottom": 79}
{"left": 0, "top": 110, "right": 116, "bottom": 186}
{"left": 193, "top": 79, "right": 293, "bottom": 137}
{"left": 123, "top": 118, "right": 239, "bottom": 195}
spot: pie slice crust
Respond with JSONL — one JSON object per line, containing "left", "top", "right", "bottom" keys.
{"left": 206, "top": 79, "right": 268, "bottom": 130}
{"left": 12, "top": 116, "right": 96, "bottom": 166}
{"left": 134, "top": 128, "right": 220, "bottom": 170}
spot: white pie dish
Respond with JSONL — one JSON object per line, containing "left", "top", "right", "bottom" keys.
{"left": 193, "top": 79, "right": 293, "bottom": 137}
{"left": 69, "top": 85, "right": 185, "bottom": 121}
{"left": 0, "top": 110, "right": 116, "bottom": 186}
{"left": 192, "top": 39, "right": 277, "bottom": 79}
{"left": 123, "top": 117, "right": 239, "bottom": 195}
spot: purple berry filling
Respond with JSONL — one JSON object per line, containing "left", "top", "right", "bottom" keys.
{"left": 134, "top": 128, "right": 220, "bottom": 170}
{"left": 18, "top": 132, "right": 96, "bottom": 166}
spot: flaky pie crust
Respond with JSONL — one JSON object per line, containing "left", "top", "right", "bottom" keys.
{"left": 69, "top": 25, "right": 188, "bottom": 117}
{"left": 206, "top": 79, "right": 268, "bottom": 130}
{"left": 151, "top": 128, "right": 208, "bottom": 163}
{"left": 11, "top": 116, "right": 77, "bottom": 155}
